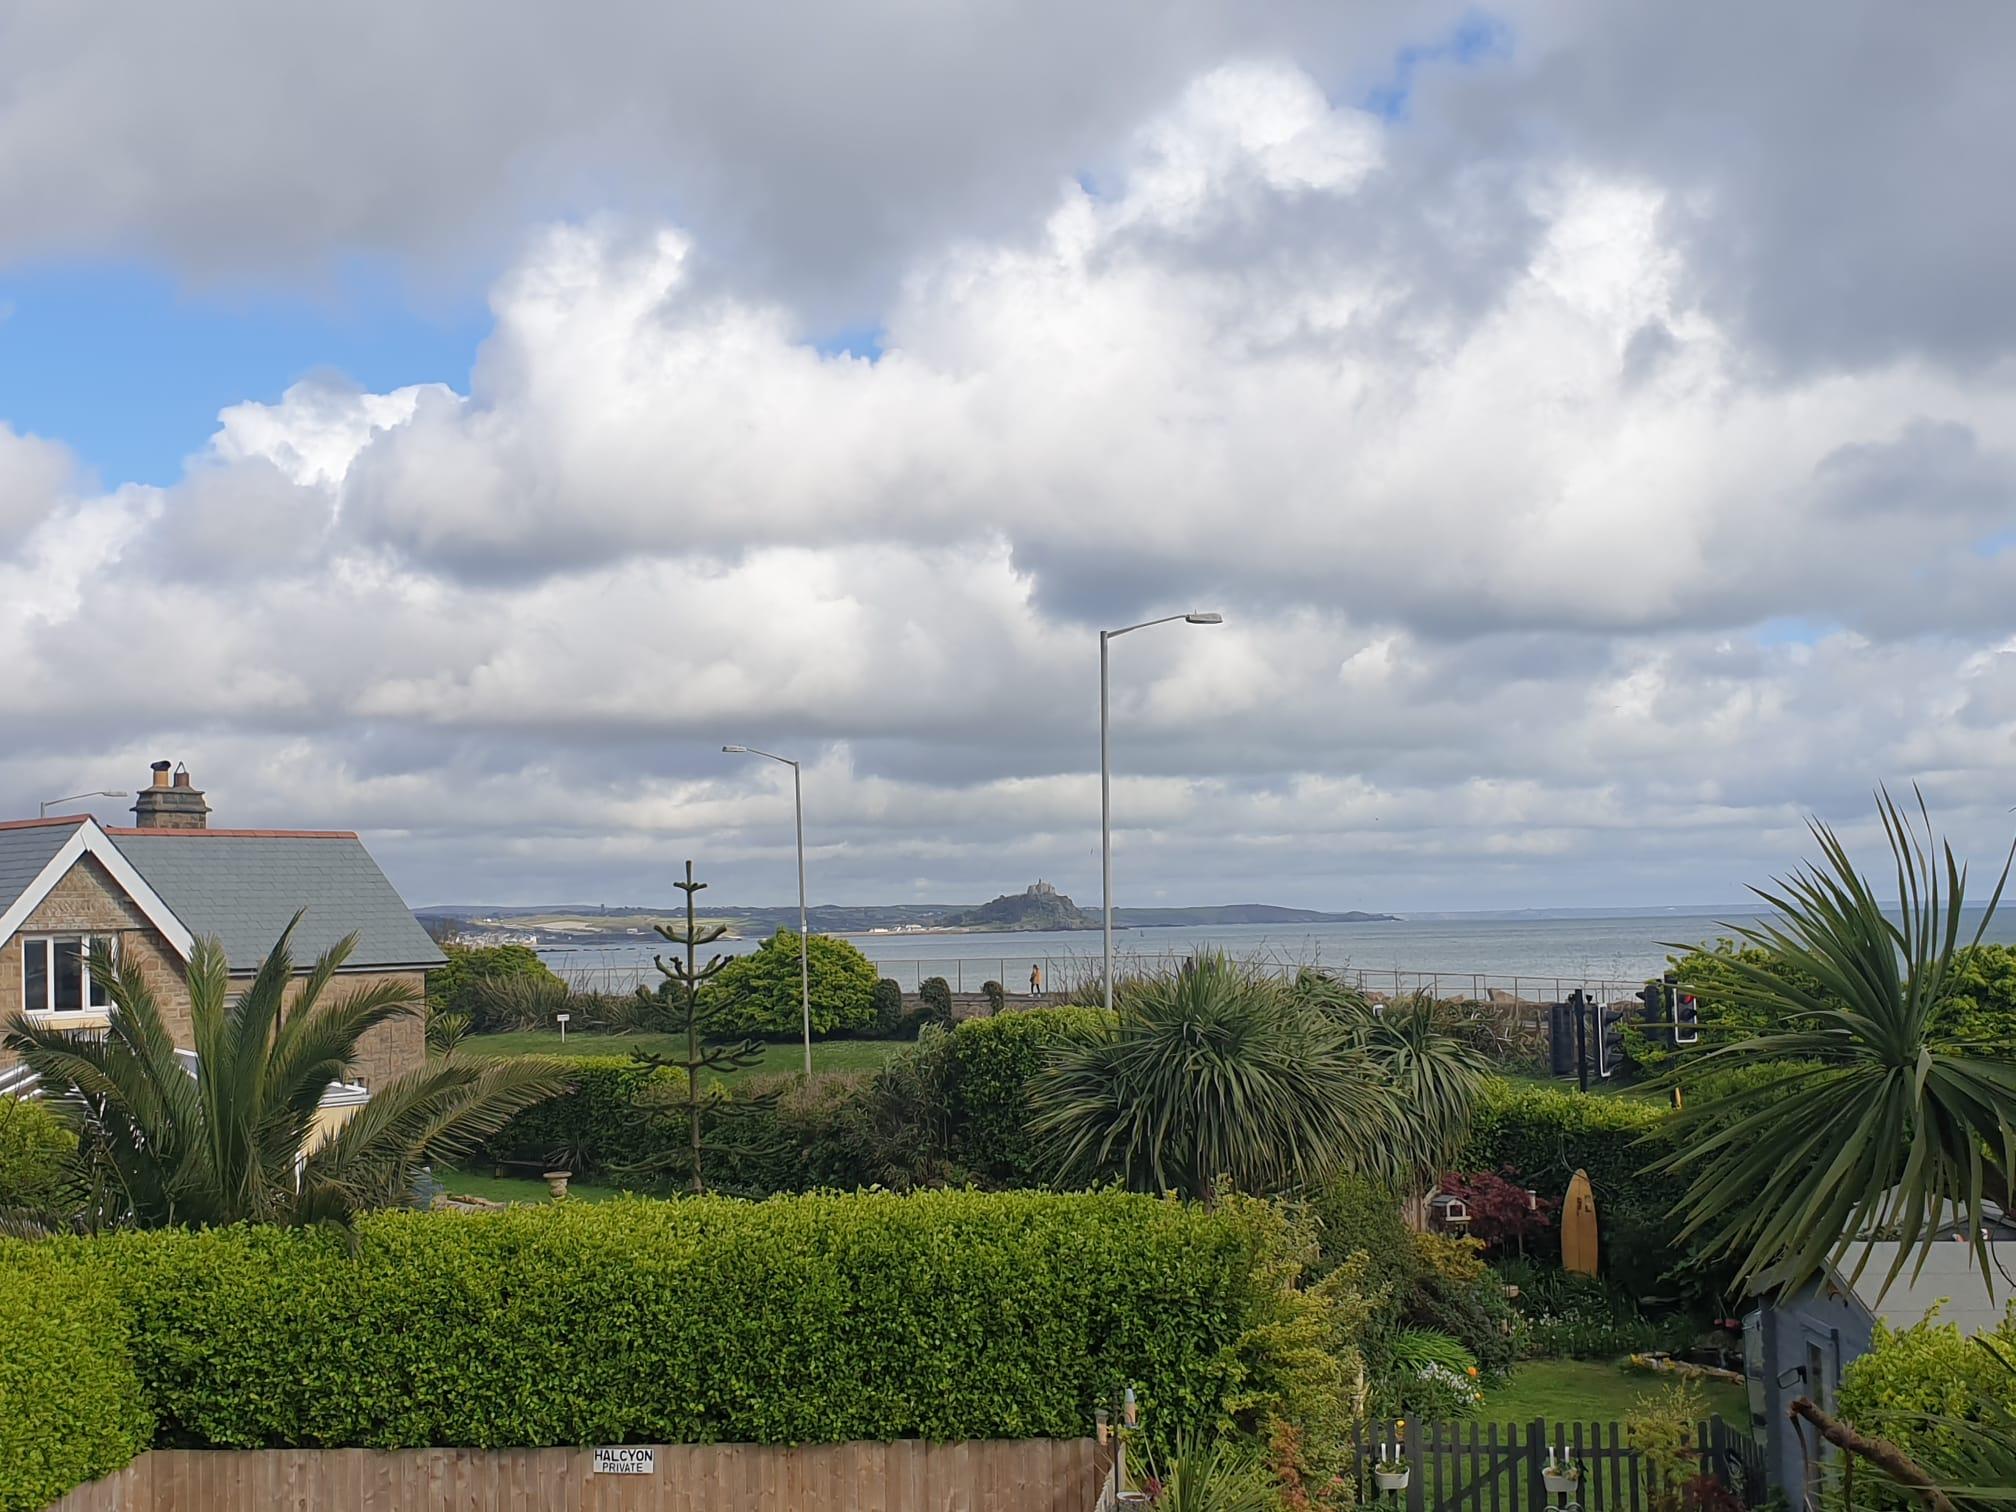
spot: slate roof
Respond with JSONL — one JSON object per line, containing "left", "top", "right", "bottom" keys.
{"left": 108, "top": 830, "right": 446, "bottom": 973}
{"left": 1831, "top": 1240, "right": 2016, "bottom": 1337}
{"left": 0, "top": 818, "right": 88, "bottom": 921}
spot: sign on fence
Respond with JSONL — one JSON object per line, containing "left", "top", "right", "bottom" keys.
{"left": 594, "top": 1446, "right": 657, "bottom": 1475}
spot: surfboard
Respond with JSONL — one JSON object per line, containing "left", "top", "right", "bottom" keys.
{"left": 1562, "top": 1168, "right": 1600, "bottom": 1277}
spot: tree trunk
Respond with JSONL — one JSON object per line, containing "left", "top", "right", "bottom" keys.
{"left": 1787, "top": 1396, "right": 1955, "bottom": 1512}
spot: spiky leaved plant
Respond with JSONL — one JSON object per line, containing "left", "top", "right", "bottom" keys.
{"left": 1651, "top": 789, "right": 2016, "bottom": 1300}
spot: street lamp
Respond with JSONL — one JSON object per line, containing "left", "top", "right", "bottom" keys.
{"left": 39, "top": 790, "right": 127, "bottom": 818}
{"left": 1099, "top": 612, "right": 1223, "bottom": 1010}
{"left": 722, "top": 745, "right": 812, "bottom": 1075}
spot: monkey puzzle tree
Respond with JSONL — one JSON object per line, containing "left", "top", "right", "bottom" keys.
{"left": 626, "top": 860, "right": 771, "bottom": 1193}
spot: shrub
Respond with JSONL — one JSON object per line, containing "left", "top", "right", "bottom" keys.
{"left": 0, "top": 1096, "right": 76, "bottom": 1209}
{"left": 1837, "top": 1304, "right": 2016, "bottom": 1473}
{"left": 981, "top": 980, "right": 1006, "bottom": 1015}
{"left": 950, "top": 1007, "right": 1110, "bottom": 1182}
{"left": 87, "top": 1190, "right": 1336, "bottom": 1453}
{"left": 705, "top": 931, "right": 877, "bottom": 1039}
{"left": 917, "top": 976, "right": 954, "bottom": 1027}
{"left": 482, "top": 1055, "right": 667, "bottom": 1176}
{"left": 472, "top": 971, "right": 573, "bottom": 1032}
{"left": 0, "top": 1242, "right": 152, "bottom": 1510}
{"left": 1387, "top": 1327, "right": 1485, "bottom": 1419}
{"left": 430, "top": 944, "right": 561, "bottom": 1028}
{"left": 870, "top": 977, "right": 905, "bottom": 1036}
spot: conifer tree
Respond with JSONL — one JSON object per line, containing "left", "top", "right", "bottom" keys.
{"left": 628, "top": 860, "right": 769, "bottom": 1193}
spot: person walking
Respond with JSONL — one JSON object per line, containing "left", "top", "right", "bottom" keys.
{"left": 1029, "top": 963, "right": 1043, "bottom": 997}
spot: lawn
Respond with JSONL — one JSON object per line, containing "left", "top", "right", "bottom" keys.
{"left": 458, "top": 1032, "right": 910, "bottom": 1078}
{"left": 433, "top": 1167, "right": 628, "bottom": 1205}
{"left": 1486, "top": 1358, "right": 1748, "bottom": 1426}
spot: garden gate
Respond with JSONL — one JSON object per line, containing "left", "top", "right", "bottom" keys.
{"left": 1352, "top": 1417, "right": 1766, "bottom": 1512}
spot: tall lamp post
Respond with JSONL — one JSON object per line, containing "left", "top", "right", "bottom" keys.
{"left": 39, "top": 790, "right": 127, "bottom": 818}
{"left": 722, "top": 745, "right": 812, "bottom": 1075}
{"left": 1100, "top": 612, "right": 1222, "bottom": 1010}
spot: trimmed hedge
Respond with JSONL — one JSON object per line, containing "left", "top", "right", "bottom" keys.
{"left": 1458, "top": 1081, "right": 1673, "bottom": 1207}
{"left": 951, "top": 1008, "right": 1110, "bottom": 1182}
{"left": 482, "top": 1055, "right": 663, "bottom": 1176}
{"left": 45, "top": 1190, "right": 1318, "bottom": 1455}
{"left": 0, "top": 1243, "right": 152, "bottom": 1511}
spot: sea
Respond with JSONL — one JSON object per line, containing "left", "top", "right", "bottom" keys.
{"left": 540, "top": 907, "right": 2016, "bottom": 996}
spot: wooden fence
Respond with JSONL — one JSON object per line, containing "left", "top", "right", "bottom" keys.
{"left": 46, "top": 1438, "right": 1108, "bottom": 1512}
{"left": 1351, "top": 1417, "right": 1767, "bottom": 1511}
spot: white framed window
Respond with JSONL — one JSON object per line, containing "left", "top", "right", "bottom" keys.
{"left": 20, "top": 934, "right": 118, "bottom": 1019}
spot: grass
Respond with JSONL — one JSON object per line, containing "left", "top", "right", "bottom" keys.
{"left": 433, "top": 1167, "right": 627, "bottom": 1205}
{"left": 1486, "top": 1358, "right": 1748, "bottom": 1426}
{"left": 458, "top": 1032, "right": 910, "bottom": 1078}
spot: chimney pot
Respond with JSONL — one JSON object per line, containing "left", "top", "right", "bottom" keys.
{"left": 133, "top": 762, "right": 209, "bottom": 830}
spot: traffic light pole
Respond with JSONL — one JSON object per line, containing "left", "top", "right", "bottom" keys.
{"left": 1574, "top": 993, "right": 1590, "bottom": 1094}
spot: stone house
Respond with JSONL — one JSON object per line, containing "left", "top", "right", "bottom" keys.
{"left": 1, "top": 764, "right": 443, "bottom": 1098}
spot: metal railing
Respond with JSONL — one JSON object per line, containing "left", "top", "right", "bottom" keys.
{"left": 554, "top": 953, "right": 1650, "bottom": 1004}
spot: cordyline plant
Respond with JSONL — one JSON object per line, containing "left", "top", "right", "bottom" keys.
{"left": 624, "top": 860, "right": 771, "bottom": 1193}
{"left": 1649, "top": 788, "right": 2016, "bottom": 1302}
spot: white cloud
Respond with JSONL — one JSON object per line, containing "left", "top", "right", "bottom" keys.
{"left": 3, "top": 51, "right": 2015, "bottom": 913}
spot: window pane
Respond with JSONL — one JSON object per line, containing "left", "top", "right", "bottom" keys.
{"left": 87, "top": 936, "right": 116, "bottom": 1009}
{"left": 23, "top": 940, "right": 48, "bottom": 1013}
{"left": 53, "top": 940, "right": 83, "bottom": 1013}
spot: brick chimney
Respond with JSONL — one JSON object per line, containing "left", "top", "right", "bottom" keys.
{"left": 131, "top": 761, "right": 210, "bottom": 830}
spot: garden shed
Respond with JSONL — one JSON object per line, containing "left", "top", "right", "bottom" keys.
{"left": 1746, "top": 1230, "right": 2013, "bottom": 1500}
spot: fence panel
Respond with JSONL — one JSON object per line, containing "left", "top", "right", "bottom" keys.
{"left": 47, "top": 1439, "right": 1107, "bottom": 1512}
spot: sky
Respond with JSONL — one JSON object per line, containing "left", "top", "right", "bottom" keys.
{"left": 3, "top": 2, "right": 2016, "bottom": 914}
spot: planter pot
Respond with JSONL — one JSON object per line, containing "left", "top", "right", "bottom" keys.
{"left": 1542, "top": 1470, "right": 1581, "bottom": 1496}
{"left": 1373, "top": 1466, "right": 1411, "bottom": 1493}
{"left": 543, "top": 1170, "right": 572, "bottom": 1199}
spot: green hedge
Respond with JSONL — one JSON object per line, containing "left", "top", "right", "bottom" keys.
{"left": 1837, "top": 1304, "right": 2016, "bottom": 1479}
{"left": 481, "top": 1055, "right": 663, "bottom": 1176}
{"left": 951, "top": 1008, "right": 1110, "bottom": 1182}
{"left": 72, "top": 1190, "right": 1309, "bottom": 1452}
{"left": 1458, "top": 1081, "right": 1674, "bottom": 1211}
{"left": 0, "top": 1243, "right": 152, "bottom": 1511}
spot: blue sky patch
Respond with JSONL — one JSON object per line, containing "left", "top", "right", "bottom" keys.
{"left": 0, "top": 257, "right": 489, "bottom": 488}
{"left": 1364, "top": 11, "right": 1513, "bottom": 122}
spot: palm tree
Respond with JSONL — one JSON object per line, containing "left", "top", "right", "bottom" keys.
{"left": 1353, "top": 995, "right": 1492, "bottom": 1190}
{"left": 1029, "top": 952, "right": 1394, "bottom": 1202}
{"left": 4, "top": 917, "right": 568, "bottom": 1229}
{"left": 1649, "top": 791, "right": 2016, "bottom": 1298}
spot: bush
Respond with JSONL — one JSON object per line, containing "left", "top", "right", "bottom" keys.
{"left": 981, "top": 980, "right": 1005, "bottom": 1015}
{"left": 917, "top": 976, "right": 954, "bottom": 1027}
{"left": 949, "top": 1008, "right": 1110, "bottom": 1182}
{"left": 482, "top": 1055, "right": 665, "bottom": 1177}
{"left": 0, "top": 1097, "right": 75, "bottom": 1209}
{"left": 1837, "top": 1303, "right": 2016, "bottom": 1473}
{"left": 0, "top": 1243, "right": 152, "bottom": 1510}
{"left": 81, "top": 1190, "right": 1336, "bottom": 1453}
{"left": 870, "top": 977, "right": 905, "bottom": 1036}
{"left": 704, "top": 931, "right": 877, "bottom": 1039}
{"left": 430, "top": 944, "right": 564, "bottom": 1030}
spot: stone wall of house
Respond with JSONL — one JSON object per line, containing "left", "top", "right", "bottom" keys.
{"left": 2, "top": 857, "right": 430, "bottom": 1086}
{"left": 282, "top": 970, "right": 429, "bottom": 1089}
{"left": 0, "top": 855, "right": 193, "bottom": 1068}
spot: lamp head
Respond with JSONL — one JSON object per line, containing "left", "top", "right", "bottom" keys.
{"left": 1184, "top": 612, "right": 1224, "bottom": 625}
{"left": 722, "top": 745, "right": 748, "bottom": 754}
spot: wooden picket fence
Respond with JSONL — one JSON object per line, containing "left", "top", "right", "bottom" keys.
{"left": 1351, "top": 1417, "right": 1766, "bottom": 1512}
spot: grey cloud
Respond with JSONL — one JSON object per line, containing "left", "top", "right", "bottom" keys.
{"left": 1814, "top": 420, "right": 2014, "bottom": 522}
